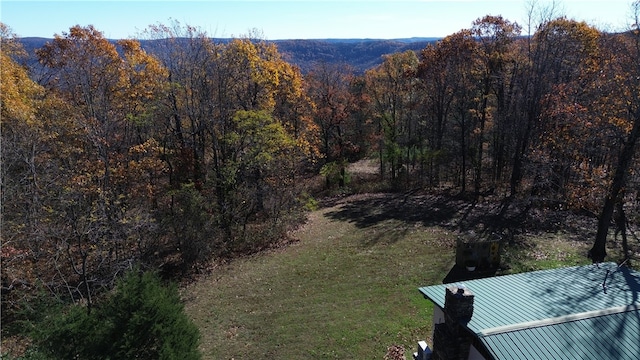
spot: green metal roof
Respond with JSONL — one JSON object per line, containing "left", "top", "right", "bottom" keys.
{"left": 419, "top": 263, "right": 640, "bottom": 360}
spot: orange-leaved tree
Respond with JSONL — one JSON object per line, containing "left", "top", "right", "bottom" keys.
{"left": 588, "top": 3, "right": 640, "bottom": 262}
{"left": 418, "top": 29, "right": 479, "bottom": 190}
{"left": 470, "top": 15, "right": 521, "bottom": 195}
{"left": 532, "top": 18, "right": 603, "bottom": 204}
{"left": 35, "top": 25, "right": 168, "bottom": 310}
{"left": 305, "top": 62, "right": 359, "bottom": 187}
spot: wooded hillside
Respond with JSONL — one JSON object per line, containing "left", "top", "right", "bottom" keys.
{"left": 17, "top": 36, "right": 437, "bottom": 74}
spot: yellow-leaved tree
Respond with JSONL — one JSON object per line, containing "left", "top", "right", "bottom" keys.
{"left": 34, "top": 25, "right": 168, "bottom": 310}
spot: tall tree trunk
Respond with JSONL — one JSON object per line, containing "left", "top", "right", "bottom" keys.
{"left": 589, "top": 113, "right": 640, "bottom": 263}
{"left": 459, "top": 110, "right": 467, "bottom": 194}
{"left": 509, "top": 113, "right": 533, "bottom": 198}
{"left": 474, "top": 89, "right": 489, "bottom": 195}
{"left": 614, "top": 194, "right": 629, "bottom": 259}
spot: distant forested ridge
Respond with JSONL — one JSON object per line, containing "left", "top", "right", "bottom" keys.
{"left": 18, "top": 37, "right": 438, "bottom": 73}
{"left": 273, "top": 38, "right": 438, "bottom": 73}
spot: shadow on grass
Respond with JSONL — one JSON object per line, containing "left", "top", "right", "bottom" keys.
{"left": 321, "top": 193, "right": 477, "bottom": 248}
{"left": 322, "top": 192, "right": 602, "bottom": 251}
{"left": 323, "top": 193, "right": 465, "bottom": 229}
{"left": 322, "top": 193, "right": 523, "bottom": 240}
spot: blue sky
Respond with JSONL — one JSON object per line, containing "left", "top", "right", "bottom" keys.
{"left": 1, "top": 1, "right": 636, "bottom": 40}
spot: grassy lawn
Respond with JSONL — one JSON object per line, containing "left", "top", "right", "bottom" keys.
{"left": 182, "top": 193, "right": 613, "bottom": 359}
{"left": 501, "top": 232, "right": 592, "bottom": 274}
{"left": 183, "top": 196, "right": 456, "bottom": 359}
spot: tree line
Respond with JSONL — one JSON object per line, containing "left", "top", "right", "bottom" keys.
{"left": 2, "top": 3, "right": 640, "bottom": 338}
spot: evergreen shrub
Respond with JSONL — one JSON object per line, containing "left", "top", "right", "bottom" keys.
{"left": 35, "top": 270, "right": 201, "bottom": 360}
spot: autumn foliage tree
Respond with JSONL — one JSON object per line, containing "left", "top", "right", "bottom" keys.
{"left": 142, "top": 23, "right": 317, "bottom": 257}
{"left": 29, "top": 25, "right": 168, "bottom": 310}
{"left": 306, "top": 62, "right": 362, "bottom": 186}
{"left": 1, "top": 23, "right": 52, "bottom": 314}
{"left": 530, "top": 19, "right": 603, "bottom": 201}
{"left": 417, "top": 29, "right": 479, "bottom": 189}
{"left": 469, "top": 15, "right": 521, "bottom": 194}
{"left": 2, "top": 23, "right": 321, "bottom": 351}
{"left": 587, "top": 3, "right": 640, "bottom": 262}
{"left": 358, "top": 11, "right": 638, "bottom": 264}
{"left": 365, "top": 50, "right": 420, "bottom": 182}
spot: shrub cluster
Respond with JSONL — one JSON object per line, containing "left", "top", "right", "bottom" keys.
{"left": 32, "top": 270, "right": 200, "bottom": 360}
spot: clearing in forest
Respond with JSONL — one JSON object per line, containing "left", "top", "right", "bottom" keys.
{"left": 183, "top": 192, "right": 598, "bottom": 359}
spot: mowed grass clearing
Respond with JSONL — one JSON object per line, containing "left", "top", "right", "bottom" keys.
{"left": 182, "top": 192, "right": 605, "bottom": 359}
{"left": 183, "top": 195, "right": 456, "bottom": 359}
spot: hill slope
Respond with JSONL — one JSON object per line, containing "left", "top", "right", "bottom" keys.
{"left": 273, "top": 38, "right": 437, "bottom": 73}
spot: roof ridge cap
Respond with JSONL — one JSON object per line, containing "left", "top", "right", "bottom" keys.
{"left": 478, "top": 303, "right": 640, "bottom": 337}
